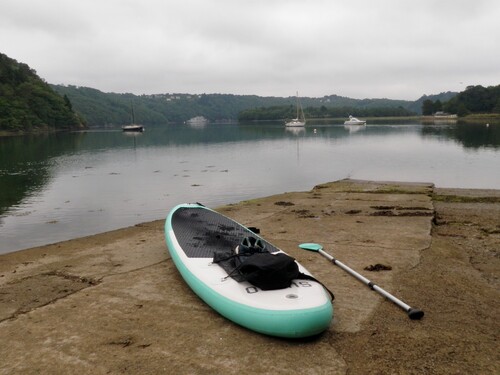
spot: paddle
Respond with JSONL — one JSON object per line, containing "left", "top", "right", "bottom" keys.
{"left": 298, "top": 243, "right": 424, "bottom": 320}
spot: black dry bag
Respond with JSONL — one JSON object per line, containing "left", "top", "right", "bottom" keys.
{"left": 237, "top": 252, "right": 300, "bottom": 290}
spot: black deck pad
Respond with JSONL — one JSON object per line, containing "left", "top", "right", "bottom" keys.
{"left": 171, "top": 206, "right": 279, "bottom": 258}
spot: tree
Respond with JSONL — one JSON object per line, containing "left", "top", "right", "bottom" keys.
{"left": 63, "top": 94, "right": 72, "bottom": 111}
{"left": 493, "top": 99, "right": 500, "bottom": 114}
{"left": 433, "top": 100, "right": 443, "bottom": 112}
{"left": 441, "top": 84, "right": 500, "bottom": 116}
{"left": 456, "top": 103, "right": 469, "bottom": 117}
{"left": 0, "top": 52, "right": 83, "bottom": 131}
{"left": 422, "top": 99, "right": 434, "bottom": 115}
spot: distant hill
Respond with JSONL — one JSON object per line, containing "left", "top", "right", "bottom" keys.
{"left": 0, "top": 51, "right": 463, "bottom": 130}
{"left": 52, "top": 85, "right": 458, "bottom": 126}
{"left": 50, "top": 85, "right": 289, "bottom": 126}
{"left": 0, "top": 53, "right": 84, "bottom": 131}
{"left": 408, "top": 91, "right": 458, "bottom": 114}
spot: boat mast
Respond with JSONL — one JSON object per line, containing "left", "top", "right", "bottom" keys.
{"left": 130, "top": 102, "right": 136, "bottom": 124}
{"left": 296, "top": 91, "right": 300, "bottom": 119}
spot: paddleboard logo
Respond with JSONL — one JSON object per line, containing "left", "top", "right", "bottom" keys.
{"left": 245, "top": 280, "right": 313, "bottom": 295}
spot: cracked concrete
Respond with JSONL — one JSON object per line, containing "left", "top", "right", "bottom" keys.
{"left": 0, "top": 179, "right": 498, "bottom": 374}
{"left": 0, "top": 271, "right": 97, "bottom": 322}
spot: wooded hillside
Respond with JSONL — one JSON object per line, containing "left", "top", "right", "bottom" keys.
{"left": 0, "top": 53, "right": 84, "bottom": 131}
{"left": 422, "top": 85, "right": 500, "bottom": 116}
{"left": 54, "top": 85, "right": 456, "bottom": 126}
{"left": 50, "top": 86, "right": 289, "bottom": 125}
{"left": 444, "top": 85, "right": 500, "bottom": 115}
{"left": 1, "top": 52, "right": 464, "bottom": 129}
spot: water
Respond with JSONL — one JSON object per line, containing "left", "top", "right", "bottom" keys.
{"left": 1, "top": 120, "right": 499, "bottom": 254}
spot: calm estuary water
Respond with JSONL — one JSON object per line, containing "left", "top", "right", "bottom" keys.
{"left": 1, "top": 120, "right": 499, "bottom": 254}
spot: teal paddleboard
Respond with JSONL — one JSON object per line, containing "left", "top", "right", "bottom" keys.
{"left": 165, "top": 203, "right": 333, "bottom": 338}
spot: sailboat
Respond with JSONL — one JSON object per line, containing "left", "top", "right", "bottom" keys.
{"left": 285, "top": 92, "right": 306, "bottom": 127}
{"left": 122, "top": 103, "right": 144, "bottom": 132}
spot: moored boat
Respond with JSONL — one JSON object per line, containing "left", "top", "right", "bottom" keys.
{"left": 122, "top": 103, "right": 144, "bottom": 132}
{"left": 186, "top": 116, "right": 209, "bottom": 128}
{"left": 344, "top": 115, "right": 366, "bottom": 125}
{"left": 122, "top": 124, "right": 144, "bottom": 132}
{"left": 285, "top": 92, "right": 306, "bottom": 127}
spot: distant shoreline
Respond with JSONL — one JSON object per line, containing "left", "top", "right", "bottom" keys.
{"left": 0, "top": 128, "right": 73, "bottom": 138}
{"left": 1, "top": 114, "right": 499, "bottom": 137}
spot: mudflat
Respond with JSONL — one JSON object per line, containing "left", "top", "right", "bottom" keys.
{"left": 0, "top": 179, "right": 498, "bottom": 374}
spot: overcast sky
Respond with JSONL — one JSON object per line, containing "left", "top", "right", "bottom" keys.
{"left": 1, "top": 0, "right": 499, "bottom": 100}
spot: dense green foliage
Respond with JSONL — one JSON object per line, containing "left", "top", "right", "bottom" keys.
{"left": 416, "top": 92, "right": 456, "bottom": 116}
{"left": 444, "top": 85, "right": 500, "bottom": 115}
{"left": 51, "top": 85, "right": 291, "bottom": 125}
{"left": 0, "top": 53, "right": 83, "bottom": 131}
{"left": 2, "top": 52, "right": 472, "bottom": 128}
{"left": 54, "top": 85, "right": 447, "bottom": 125}
{"left": 239, "top": 91, "right": 460, "bottom": 121}
{"left": 238, "top": 104, "right": 415, "bottom": 121}
{"left": 422, "top": 99, "right": 443, "bottom": 115}
{"left": 422, "top": 85, "right": 500, "bottom": 116}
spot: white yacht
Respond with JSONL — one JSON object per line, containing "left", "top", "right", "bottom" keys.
{"left": 344, "top": 115, "right": 366, "bottom": 125}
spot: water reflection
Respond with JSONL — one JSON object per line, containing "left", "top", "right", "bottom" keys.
{"left": 0, "top": 120, "right": 499, "bottom": 253}
{"left": 344, "top": 124, "right": 366, "bottom": 133}
{"left": 0, "top": 132, "right": 88, "bottom": 216}
{"left": 421, "top": 123, "right": 499, "bottom": 149}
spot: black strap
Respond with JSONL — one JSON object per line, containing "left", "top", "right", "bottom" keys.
{"left": 298, "top": 272, "right": 335, "bottom": 301}
{"left": 214, "top": 249, "right": 335, "bottom": 301}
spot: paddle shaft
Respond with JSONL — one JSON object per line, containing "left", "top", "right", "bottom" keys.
{"left": 318, "top": 249, "right": 413, "bottom": 312}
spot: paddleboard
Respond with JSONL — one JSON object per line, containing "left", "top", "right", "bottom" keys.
{"left": 164, "top": 203, "right": 333, "bottom": 338}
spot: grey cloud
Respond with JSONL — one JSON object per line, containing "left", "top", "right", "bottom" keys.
{"left": 0, "top": 0, "right": 498, "bottom": 100}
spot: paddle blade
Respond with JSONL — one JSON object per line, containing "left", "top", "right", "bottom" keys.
{"left": 299, "top": 243, "right": 323, "bottom": 252}
{"left": 408, "top": 308, "right": 425, "bottom": 320}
